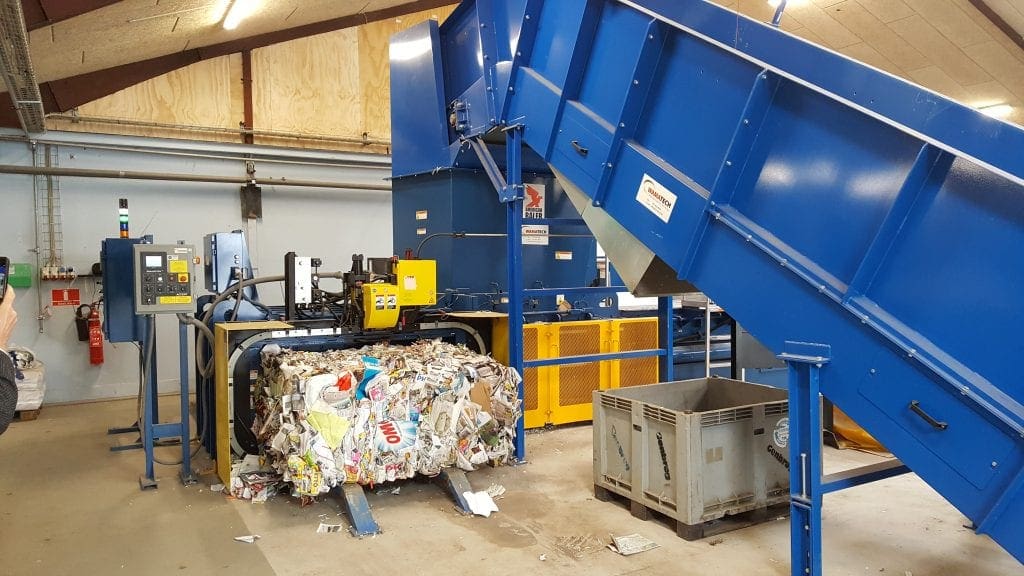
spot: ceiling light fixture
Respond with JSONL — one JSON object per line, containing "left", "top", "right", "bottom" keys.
{"left": 223, "top": 0, "right": 258, "bottom": 30}
{"left": 978, "top": 103, "right": 1013, "bottom": 119}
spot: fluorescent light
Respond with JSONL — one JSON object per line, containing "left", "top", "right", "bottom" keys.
{"left": 978, "top": 103, "right": 1013, "bottom": 119}
{"left": 223, "top": 0, "right": 258, "bottom": 30}
{"left": 768, "top": 0, "right": 808, "bottom": 6}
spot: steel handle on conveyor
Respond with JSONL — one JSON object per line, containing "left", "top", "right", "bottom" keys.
{"left": 570, "top": 140, "right": 589, "bottom": 157}
{"left": 909, "top": 400, "right": 949, "bottom": 431}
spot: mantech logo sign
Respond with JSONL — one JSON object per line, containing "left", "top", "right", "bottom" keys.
{"left": 635, "top": 173, "right": 677, "bottom": 223}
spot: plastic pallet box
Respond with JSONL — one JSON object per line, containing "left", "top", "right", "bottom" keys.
{"left": 593, "top": 377, "right": 790, "bottom": 538}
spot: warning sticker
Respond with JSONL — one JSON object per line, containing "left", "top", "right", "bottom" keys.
{"left": 522, "top": 224, "right": 549, "bottom": 246}
{"left": 635, "top": 173, "right": 676, "bottom": 223}
{"left": 523, "top": 183, "right": 545, "bottom": 219}
{"left": 168, "top": 260, "right": 188, "bottom": 273}
{"left": 554, "top": 251, "right": 573, "bottom": 261}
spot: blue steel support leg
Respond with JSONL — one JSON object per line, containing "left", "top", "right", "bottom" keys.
{"left": 336, "top": 484, "right": 381, "bottom": 537}
{"left": 658, "top": 296, "right": 674, "bottom": 382}
{"left": 437, "top": 468, "right": 475, "bottom": 514}
{"left": 505, "top": 126, "right": 526, "bottom": 462}
{"left": 140, "top": 315, "right": 158, "bottom": 490}
{"left": 178, "top": 321, "right": 196, "bottom": 486}
{"left": 780, "top": 342, "right": 831, "bottom": 576}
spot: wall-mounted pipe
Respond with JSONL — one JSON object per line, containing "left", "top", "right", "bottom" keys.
{"left": 0, "top": 164, "right": 391, "bottom": 191}
{"left": 45, "top": 113, "right": 391, "bottom": 148}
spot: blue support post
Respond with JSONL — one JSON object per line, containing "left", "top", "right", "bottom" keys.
{"left": 780, "top": 342, "right": 831, "bottom": 576}
{"left": 658, "top": 296, "right": 674, "bottom": 382}
{"left": 505, "top": 125, "right": 526, "bottom": 462}
{"left": 140, "top": 315, "right": 158, "bottom": 490}
{"left": 178, "top": 321, "right": 196, "bottom": 486}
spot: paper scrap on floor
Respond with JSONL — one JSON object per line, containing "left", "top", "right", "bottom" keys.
{"left": 463, "top": 490, "right": 499, "bottom": 517}
{"left": 317, "top": 523, "right": 344, "bottom": 534}
{"left": 234, "top": 535, "right": 260, "bottom": 544}
{"left": 608, "top": 533, "right": 659, "bottom": 556}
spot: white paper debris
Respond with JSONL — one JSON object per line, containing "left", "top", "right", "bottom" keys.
{"left": 233, "top": 535, "right": 260, "bottom": 544}
{"left": 539, "top": 554, "right": 547, "bottom": 561}
{"left": 608, "top": 533, "right": 659, "bottom": 556}
{"left": 210, "top": 483, "right": 225, "bottom": 493}
{"left": 485, "top": 484, "right": 506, "bottom": 499}
{"left": 462, "top": 490, "right": 500, "bottom": 517}
{"left": 317, "top": 523, "right": 344, "bottom": 534}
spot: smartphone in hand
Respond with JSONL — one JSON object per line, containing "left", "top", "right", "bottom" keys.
{"left": 0, "top": 257, "right": 9, "bottom": 303}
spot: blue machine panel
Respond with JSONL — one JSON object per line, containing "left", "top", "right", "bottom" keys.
{"left": 101, "top": 237, "right": 147, "bottom": 343}
{"left": 392, "top": 168, "right": 598, "bottom": 312}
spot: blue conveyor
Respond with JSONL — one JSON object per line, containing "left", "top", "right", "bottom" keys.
{"left": 390, "top": 0, "right": 1024, "bottom": 568}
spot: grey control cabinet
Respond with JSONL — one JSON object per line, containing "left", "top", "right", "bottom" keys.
{"left": 133, "top": 244, "right": 197, "bottom": 314}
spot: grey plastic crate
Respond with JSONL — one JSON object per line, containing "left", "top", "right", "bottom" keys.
{"left": 593, "top": 377, "right": 790, "bottom": 538}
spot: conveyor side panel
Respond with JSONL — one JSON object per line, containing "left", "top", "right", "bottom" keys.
{"left": 392, "top": 0, "right": 1024, "bottom": 562}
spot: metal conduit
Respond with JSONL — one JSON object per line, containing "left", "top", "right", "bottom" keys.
{"left": 0, "top": 134, "right": 391, "bottom": 170}
{"left": 0, "top": 164, "right": 392, "bottom": 191}
{"left": 45, "top": 114, "right": 391, "bottom": 148}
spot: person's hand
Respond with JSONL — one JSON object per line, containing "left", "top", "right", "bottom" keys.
{"left": 0, "top": 286, "right": 17, "bottom": 351}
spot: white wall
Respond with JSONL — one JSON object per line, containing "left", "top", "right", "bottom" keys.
{"left": 0, "top": 129, "right": 393, "bottom": 404}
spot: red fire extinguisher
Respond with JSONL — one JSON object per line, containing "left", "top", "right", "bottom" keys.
{"left": 88, "top": 304, "right": 104, "bottom": 365}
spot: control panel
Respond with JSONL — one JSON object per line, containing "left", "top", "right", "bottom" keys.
{"left": 133, "top": 244, "right": 197, "bottom": 314}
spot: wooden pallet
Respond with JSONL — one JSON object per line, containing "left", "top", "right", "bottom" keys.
{"left": 595, "top": 484, "right": 789, "bottom": 541}
{"left": 14, "top": 409, "right": 40, "bottom": 422}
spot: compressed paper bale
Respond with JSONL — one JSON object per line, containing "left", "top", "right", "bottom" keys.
{"left": 245, "top": 339, "right": 522, "bottom": 497}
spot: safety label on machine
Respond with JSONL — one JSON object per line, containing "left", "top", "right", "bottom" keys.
{"left": 523, "top": 183, "right": 545, "bottom": 218}
{"left": 415, "top": 210, "right": 429, "bottom": 220}
{"left": 168, "top": 259, "right": 188, "bottom": 273}
{"left": 635, "top": 173, "right": 676, "bottom": 223}
{"left": 522, "top": 224, "right": 549, "bottom": 246}
{"left": 159, "top": 295, "right": 193, "bottom": 305}
{"left": 375, "top": 295, "right": 385, "bottom": 310}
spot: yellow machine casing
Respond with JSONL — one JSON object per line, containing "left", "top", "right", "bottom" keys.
{"left": 395, "top": 260, "right": 437, "bottom": 306}
{"left": 363, "top": 284, "right": 400, "bottom": 329}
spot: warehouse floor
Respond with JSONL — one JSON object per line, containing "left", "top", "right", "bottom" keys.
{"left": 0, "top": 398, "right": 1018, "bottom": 576}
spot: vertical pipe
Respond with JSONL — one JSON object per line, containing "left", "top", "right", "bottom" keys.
{"left": 241, "top": 50, "right": 254, "bottom": 145}
{"left": 658, "top": 296, "right": 673, "bottom": 382}
{"left": 704, "top": 296, "right": 712, "bottom": 378}
{"left": 30, "top": 142, "right": 43, "bottom": 333}
{"left": 506, "top": 127, "right": 526, "bottom": 461}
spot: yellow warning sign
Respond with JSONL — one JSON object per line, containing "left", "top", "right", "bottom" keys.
{"left": 168, "top": 260, "right": 188, "bottom": 273}
{"left": 159, "top": 295, "right": 192, "bottom": 305}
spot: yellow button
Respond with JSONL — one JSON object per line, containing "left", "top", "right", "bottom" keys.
{"left": 178, "top": 273, "right": 189, "bottom": 283}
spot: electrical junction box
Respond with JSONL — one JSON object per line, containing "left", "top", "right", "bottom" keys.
{"left": 7, "top": 263, "right": 32, "bottom": 288}
{"left": 395, "top": 259, "right": 437, "bottom": 306}
{"left": 363, "top": 284, "right": 399, "bottom": 329}
{"left": 133, "top": 244, "right": 197, "bottom": 314}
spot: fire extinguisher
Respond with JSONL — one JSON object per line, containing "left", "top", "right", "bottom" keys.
{"left": 76, "top": 303, "right": 104, "bottom": 365}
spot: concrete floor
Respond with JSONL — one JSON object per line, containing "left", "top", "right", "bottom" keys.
{"left": 0, "top": 398, "right": 1018, "bottom": 576}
